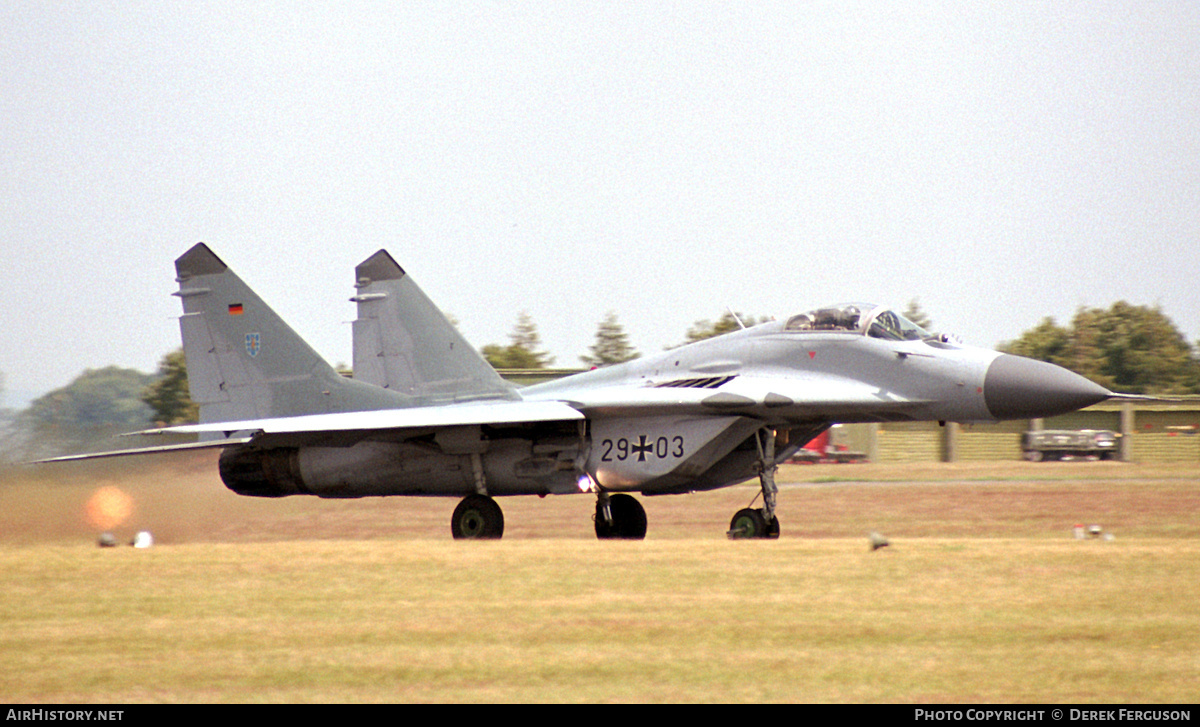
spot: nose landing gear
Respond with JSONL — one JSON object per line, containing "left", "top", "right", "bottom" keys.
{"left": 728, "top": 428, "right": 782, "bottom": 540}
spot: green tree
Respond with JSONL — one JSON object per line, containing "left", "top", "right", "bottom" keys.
{"left": 482, "top": 311, "right": 555, "bottom": 369}
{"left": 683, "top": 311, "right": 763, "bottom": 345}
{"left": 1000, "top": 316, "right": 1072, "bottom": 363}
{"left": 581, "top": 311, "right": 639, "bottom": 367}
{"left": 142, "top": 349, "right": 198, "bottom": 425}
{"left": 24, "top": 366, "right": 154, "bottom": 429}
{"left": 19, "top": 366, "right": 155, "bottom": 456}
{"left": 1001, "top": 302, "right": 1200, "bottom": 394}
{"left": 1071, "top": 302, "right": 1199, "bottom": 394}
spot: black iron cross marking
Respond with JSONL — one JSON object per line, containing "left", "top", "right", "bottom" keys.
{"left": 630, "top": 435, "right": 653, "bottom": 462}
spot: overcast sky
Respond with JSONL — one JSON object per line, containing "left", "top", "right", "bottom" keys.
{"left": 3, "top": 2, "right": 1198, "bottom": 407}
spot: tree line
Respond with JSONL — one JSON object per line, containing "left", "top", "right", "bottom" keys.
{"left": 5, "top": 299, "right": 1197, "bottom": 458}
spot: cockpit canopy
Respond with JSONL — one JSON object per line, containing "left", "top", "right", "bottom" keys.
{"left": 784, "top": 303, "right": 933, "bottom": 342}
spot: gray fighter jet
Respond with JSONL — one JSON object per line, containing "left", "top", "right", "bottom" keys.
{"left": 44, "top": 243, "right": 1114, "bottom": 539}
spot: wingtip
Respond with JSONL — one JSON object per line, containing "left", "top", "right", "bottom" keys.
{"left": 176, "top": 242, "right": 228, "bottom": 278}
{"left": 355, "top": 249, "right": 405, "bottom": 284}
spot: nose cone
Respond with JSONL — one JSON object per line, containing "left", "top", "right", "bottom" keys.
{"left": 984, "top": 354, "right": 1111, "bottom": 420}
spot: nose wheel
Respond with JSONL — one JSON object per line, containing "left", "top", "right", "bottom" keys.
{"left": 728, "top": 507, "right": 780, "bottom": 539}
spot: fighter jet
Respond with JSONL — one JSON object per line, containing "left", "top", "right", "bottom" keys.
{"left": 42, "top": 243, "right": 1114, "bottom": 539}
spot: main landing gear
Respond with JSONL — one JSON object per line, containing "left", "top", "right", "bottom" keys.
{"left": 449, "top": 491, "right": 649, "bottom": 540}
{"left": 452, "top": 426, "right": 785, "bottom": 541}
{"left": 727, "top": 428, "right": 782, "bottom": 540}
{"left": 451, "top": 494, "right": 504, "bottom": 539}
{"left": 594, "top": 492, "right": 647, "bottom": 540}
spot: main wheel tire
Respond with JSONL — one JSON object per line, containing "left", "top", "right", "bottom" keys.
{"left": 451, "top": 495, "right": 504, "bottom": 540}
{"left": 765, "top": 514, "right": 780, "bottom": 539}
{"left": 729, "top": 507, "right": 769, "bottom": 539}
{"left": 595, "top": 493, "right": 647, "bottom": 540}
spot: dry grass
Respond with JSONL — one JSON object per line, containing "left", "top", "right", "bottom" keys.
{"left": 1, "top": 456, "right": 1197, "bottom": 702}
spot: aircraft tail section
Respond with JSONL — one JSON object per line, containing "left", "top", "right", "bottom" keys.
{"left": 174, "top": 243, "right": 406, "bottom": 425}
{"left": 351, "top": 250, "right": 518, "bottom": 403}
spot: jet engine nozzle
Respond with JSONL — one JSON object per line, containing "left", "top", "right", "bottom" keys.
{"left": 984, "top": 354, "right": 1111, "bottom": 420}
{"left": 218, "top": 446, "right": 306, "bottom": 497}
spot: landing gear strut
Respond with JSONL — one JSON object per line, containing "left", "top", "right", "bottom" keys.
{"left": 595, "top": 493, "right": 647, "bottom": 540}
{"left": 727, "top": 428, "right": 782, "bottom": 540}
{"left": 451, "top": 494, "right": 504, "bottom": 539}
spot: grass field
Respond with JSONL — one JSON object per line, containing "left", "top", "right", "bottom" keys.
{"left": 1, "top": 456, "right": 1197, "bottom": 702}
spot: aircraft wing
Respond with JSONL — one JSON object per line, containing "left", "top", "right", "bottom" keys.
{"left": 36, "top": 377, "right": 922, "bottom": 464}
{"left": 33, "top": 437, "right": 255, "bottom": 464}
{"left": 34, "top": 400, "right": 584, "bottom": 463}
{"left": 138, "top": 399, "right": 585, "bottom": 443}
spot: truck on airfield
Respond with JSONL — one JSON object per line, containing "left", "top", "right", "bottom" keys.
{"left": 1021, "top": 429, "right": 1119, "bottom": 461}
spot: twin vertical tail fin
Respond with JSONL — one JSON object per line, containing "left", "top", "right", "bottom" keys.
{"left": 351, "top": 250, "right": 517, "bottom": 403}
{"left": 174, "top": 243, "right": 405, "bottom": 425}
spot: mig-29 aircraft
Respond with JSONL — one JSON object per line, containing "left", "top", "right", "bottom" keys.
{"left": 43, "top": 243, "right": 1115, "bottom": 540}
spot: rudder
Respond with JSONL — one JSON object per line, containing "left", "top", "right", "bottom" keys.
{"left": 351, "top": 250, "right": 517, "bottom": 403}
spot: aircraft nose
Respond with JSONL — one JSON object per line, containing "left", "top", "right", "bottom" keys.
{"left": 984, "top": 354, "right": 1111, "bottom": 420}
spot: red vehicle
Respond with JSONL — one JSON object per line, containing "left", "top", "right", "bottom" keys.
{"left": 789, "top": 429, "right": 868, "bottom": 464}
